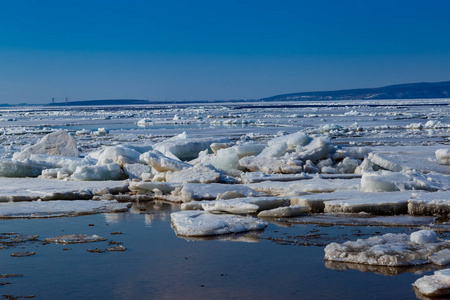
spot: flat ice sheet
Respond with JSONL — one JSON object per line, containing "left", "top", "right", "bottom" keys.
{"left": 170, "top": 210, "right": 267, "bottom": 236}
{"left": 0, "top": 200, "right": 129, "bottom": 218}
{"left": 0, "top": 177, "right": 129, "bottom": 201}
{"left": 323, "top": 191, "right": 416, "bottom": 215}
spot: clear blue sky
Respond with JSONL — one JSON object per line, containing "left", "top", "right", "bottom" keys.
{"left": 0, "top": 0, "right": 449, "bottom": 104}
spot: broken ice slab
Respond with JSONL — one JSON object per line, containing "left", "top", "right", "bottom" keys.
{"left": 323, "top": 191, "right": 416, "bottom": 215}
{"left": 324, "top": 231, "right": 450, "bottom": 267}
{"left": 45, "top": 234, "right": 107, "bottom": 244}
{"left": 408, "top": 191, "right": 450, "bottom": 215}
{"left": 0, "top": 160, "right": 45, "bottom": 177}
{"left": 325, "top": 260, "right": 439, "bottom": 276}
{"left": 430, "top": 249, "right": 450, "bottom": 266}
{"left": 179, "top": 183, "right": 263, "bottom": 203}
{"left": 0, "top": 178, "right": 129, "bottom": 202}
{"left": 153, "top": 134, "right": 229, "bottom": 161}
{"left": 165, "top": 164, "right": 221, "bottom": 184}
{"left": 279, "top": 213, "right": 438, "bottom": 228}
{"left": 241, "top": 171, "right": 312, "bottom": 184}
{"left": 170, "top": 210, "right": 267, "bottom": 237}
{"left": 414, "top": 269, "right": 450, "bottom": 298}
{"left": 246, "top": 177, "right": 361, "bottom": 196}
{"left": 182, "top": 196, "right": 290, "bottom": 214}
{"left": 257, "top": 205, "right": 309, "bottom": 218}
{"left": 367, "top": 152, "right": 408, "bottom": 172}
{"left": 0, "top": 200, "right": 129, "bottom": 218}
{"left": 140, "top": 150, "right": 192, "bottom": 172}
{"left": 372, "top": 145, "right": 450, "bottom": 175}
{"left": 71, "top": 163, "right": 127, "bottom": 181}
{"left": 128, "top": 181, "right": 182, "bottom": 195}
{"left": 290, "top": 190, "right": 359, "bottom": 213}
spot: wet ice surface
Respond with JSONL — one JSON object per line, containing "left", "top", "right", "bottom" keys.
{"left": 2, "top": 99, "right": 450, "bottom": 298}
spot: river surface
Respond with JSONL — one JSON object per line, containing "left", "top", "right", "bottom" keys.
{"left": 0, "top": 204, "right": 441, "bottom": 299}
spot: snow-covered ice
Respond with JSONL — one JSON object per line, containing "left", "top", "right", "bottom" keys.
{"left": 0, "top": 200, "right": 129, "bottom": 218}
{"left": 170, "top": 210, "right": 267, "bottom": 236}
{"left": 414, "top": 269, "right": 450, "bottom": 297}
{"left": 257, "top": 205, "right": 309, "bottom": 218}
{"left": 324, "top": 231, "right": 450, "bottom": 267}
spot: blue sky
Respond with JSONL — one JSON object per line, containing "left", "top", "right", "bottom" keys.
{"left": 0, "top": 0, "right": 449, "bottom": 104}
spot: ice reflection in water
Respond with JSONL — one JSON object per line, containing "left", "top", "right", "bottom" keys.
{"left": 325, "top": 261, "right": 441, "bottom": 277}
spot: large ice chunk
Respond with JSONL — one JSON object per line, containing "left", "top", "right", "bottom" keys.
{"left": 324, "top": 231, "right": 450, "bottom": 267}
{"left": 206, "top": 143, "right": 266, "bottom": 170}
{"left": 166, "top": 164, "right": 221, "bottom": 184}
{"left": 257, "top": 205, "right": 309, "bottom": 218}
{"left": 71, "top": 163, "right": 126, "bottom": 181}
{"left": 171, "top": 210, "right": 267, "bottom": 236}
{"left": 239, "top": 155, "right": 303, "bottom": 174}
{"left": 297, "top": 136, "right": 333, "bottom": 162}
{"left": 179, "top": 183, "right": 263, "bottom": 203}
{"left": 13, "top": 130, "right": 79, "bottom": 161}
{"left": 436, "top": 149, "right": 450, "bottom": 165}
{"left": 414, "top": 269, "right": 450, "bottom": 297}
{"left": 267, "top": 131, "right": 310, "bottom": 149}
{"left": 123, "top": 163, "right": 151, "bottom": 180}
{"left": 410, "top": 230, "right": 438, "bottom": 245}
{"left": 0, "top": 160, "right": 44, "bottom": 177}
{"left": 154, "top": 133, "right": 229, "bottom": 160}
{"left": 140, "top": 150, "right": 192, "bottom": 172}
{"left": 367, "top": 153, "right": 406, "bottom": 172}
{"left": 96, "top": 145, "right": 141, "bottom": 167}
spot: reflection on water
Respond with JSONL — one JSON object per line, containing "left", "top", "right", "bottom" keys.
{"left": 178, "top": 230, "right": 262, "bottom": 243}
{"left": 325, "top": 260, "right": 439, "bottom": 277}
{"left": 129, "top": 201, "right": 180, "bottom": 226}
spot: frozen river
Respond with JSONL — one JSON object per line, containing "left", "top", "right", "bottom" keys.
{"left": 1, "top": 99, "right": 450, "bottom": 299}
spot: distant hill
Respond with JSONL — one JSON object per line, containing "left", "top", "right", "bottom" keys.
{"left": 260, "top": 81, "right": 450, "bottom": 102}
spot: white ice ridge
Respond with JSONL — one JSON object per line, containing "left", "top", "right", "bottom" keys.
{"left": 170, "top": 210, "right": 267, "bottom": 236}
{"left": 0, "top": 177, "right": 129, "bottom": 202}
{"left": 324, "top": 230, "right": 450, "bottom": 267}
{"left": 0, "top": 200, "right": 129, "bottom": 218}
{"left": 414, "top": 269, "right": 450, "bottom": 297}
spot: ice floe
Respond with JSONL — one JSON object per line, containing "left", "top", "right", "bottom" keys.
{"left": 170, "top": 210, "right": 267, "bottom": 236}
{"left": 414, "top": 269, "right": 450, "bottom": 297}
{"left": 0, "top": 177, "right": 129, "bottom": 202}
{"left": 324, "top": 230, "right": 450, "bottom": 267}
{"left": 0, "top": 200, "right": 129, "bottom": 218}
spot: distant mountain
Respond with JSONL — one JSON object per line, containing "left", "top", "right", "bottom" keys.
{"left": 260, "top": 81, "right": 450, "bottom": 102}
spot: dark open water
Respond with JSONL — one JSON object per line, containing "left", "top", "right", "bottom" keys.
{"left": 0, "top": 204, "right": 440, "bottom": 299}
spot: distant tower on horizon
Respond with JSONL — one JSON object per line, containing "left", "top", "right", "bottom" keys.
{"left": 52, "top": 97, "right": 55, "bottom": 104}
